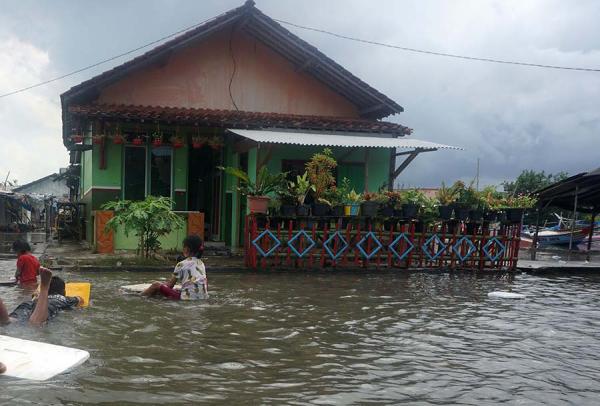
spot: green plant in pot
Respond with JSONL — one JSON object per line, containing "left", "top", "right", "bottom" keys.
{"left": 344, "top": 190, "right": 362, "bottom": 216}
{"left": 436, "top": 182, "right": 459, "bottom": 220}
{"left": 219, "top": 166, "right": 287, "bottom": 214}
{"left": 401, "top": 189, "right": 426, "bottom": 219}
{"left": 289, "top": 172, "right": 315, "bottom": 216}
{"left": 382, "top": 191, "right": 403, "bottom": 217}
{"left": 500, "top": 194, "right": 537, "bottom": 223}
{"left": 306, "top": 148, "right": 337, "bottom": 216}
{"left": 361, "top": 192, "right": 380, "bottom": 217}
{"left": 453, "top": 181, "right": 480, "bottom": 221}
{"left": 479, "top": 185, "right": 503, "bottom": 221}
{"left": 417, "top": 195, "right": 439, "bottom": 232}
{"left": 277, "top": 186, "right": 296, "bottom": 217}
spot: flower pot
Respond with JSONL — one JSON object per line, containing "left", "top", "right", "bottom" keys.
{"left": 380, "top": 206, "right": 394, "bottom": 217}
{"left": 361, "top": 201, "right": 379, "bottom": 217}
{"left": 113, "top": 137, "right": 124, "bottom": 145}
{"left": 455, "top": 207, "right": 470, "bottom": 221}
{"left": 393, "top": 209, "right": 403, "bottom": 218}
{"left": 192, "top": 142, "right": 203, "bottom": 149}
{"left": 152, "top": 139, "right": 163, "bottom": 147}
{"left": 132, "top": 137, "right": 144, "bottom": 146}
{"left": 498, "top": 211, "right": 508, "bottom": 223}
{"left": 505, "top": 208, "right": 525, "bottom": 223}
{"left": 402, "top": 203, "right": 418, "bottom": 219}
{"left": 296, "top": 204, "right": 311, "bottom": 216}
{"left": 280, "top": 204, "right": 296, "bottom": 217}
{"left": 469, "top": 209, "right": 483, "bottom": 222}
{"left": 344, "top": 204, "right": 360, "bottom": 216}
{"left": 71, "top": 135, "right": 83, "bottom": 143}
{"left": 438, "top": 205, "right": 453, "bottom": 220}
{"left": 484, "top": 210, "right": 497, "bottom": 222}
{"left": 92, "top": 137, "right": 103, "bottom": 145}
{"left": 247, "top": 196, "right": 270, "bottom": 214}
{"left": 312, "top": 202, "right": 330, "bottom": 216}
{"left": 172, "top": 141, "right": 184, "bottom": 149}
{"left": 331, "top": 205, "right": 344, "bottom": 217}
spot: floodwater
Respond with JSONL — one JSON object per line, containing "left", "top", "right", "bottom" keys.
{"left": 1, "top": 262, "right": 600, "bottom": 405}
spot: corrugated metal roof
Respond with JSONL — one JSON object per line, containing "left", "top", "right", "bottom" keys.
{"left": 227, "top": 129, "right": 462, "bottom": 150}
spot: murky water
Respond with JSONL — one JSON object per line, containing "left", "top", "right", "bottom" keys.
{"left": 1, "top": 260, "right": 600, "bottom": 405}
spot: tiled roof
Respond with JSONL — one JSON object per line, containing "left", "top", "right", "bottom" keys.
{"left": 68, "top": 104, "right": 412, "bottom": 135}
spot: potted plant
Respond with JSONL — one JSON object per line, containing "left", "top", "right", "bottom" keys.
{"left": 359, "top": 192, "right": 378, "bottom": 217}
{"left": 152, "top": 132, "right": 162, "bottom": 147}
{"left": 289, "top": 172, "right": 315, "bottom": 216}
{"left": 479, "top": 185, "right": 502, "bottom": 222}
{"left": 219, "top": 166, "right": 287, "bottom": 214}
{"left": 343, "top": 190, "right": 362, "bottom": 216}
{"left": 306, "top": 148, "right": 337, "bottom": 216}
{"left": 324, "top": 177, "right": 350, "bottom": 216}
{"left": 436, "top": 182, "right": 458, "bottom": 220}
{"left": 170, "top": 135, "right": 185, "bottom": 149}
{"left": 132, "top": 134, "right": 144, "bottom": 146}
{"left": 401, "top": 189, "right": 425, "bottom": 219}
{"left": 417, "top": 195, "right": 438, "bottom": 232}
{"left": 501, "top": 194, "right": 537, "bottom": 223}
{"left": 71, "top": 134, "right": 84, "bottom": 143}
{"left": 112, "top": 133, "right": 125, "bottom": 145}
{"left": 452, "top": 181, "right": 478, "bottom": 221}
{"left": 191, "top": 135, "right": 205, "bottom": 149}
{"left": 208, "top": 135, "right": 224, "bottom": 150}
{"left": 377, "top": 191, "right": 397, "bottom": 217}
{"left": 277, "top": 184, "right": 296, "bottom": 217}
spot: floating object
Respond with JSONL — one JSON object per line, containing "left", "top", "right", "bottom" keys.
{"left": 65, "top": 282, "right": 91, "bottom": 307}
{"left": 488, "top": 291, "right": 526, "bottom": 299}
{"left": 120, "top": 283, "right": 182, "bottom": 294}
{"left": 0, "top": 279, "right": 17, "bottom": 286}
{"left": 0, "top": 335, "right": 89, "bottom": 381}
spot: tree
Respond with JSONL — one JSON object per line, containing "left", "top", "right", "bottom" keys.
{"left": 102, "top": 196, "right": 185, "bottom": 258}
{"left": 503, "top": 170, "right": 568, "bottom": 196}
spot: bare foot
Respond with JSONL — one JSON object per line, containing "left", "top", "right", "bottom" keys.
{"left": 0, "top": 362, "right": 6, "bottom": 374}
{"left": 39, "top": 268, "right": 52, "bottom": 287}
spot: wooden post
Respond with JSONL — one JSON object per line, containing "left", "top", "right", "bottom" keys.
{"left": 587, "top": 210, "right": 596, "bottom": 262}
{"left": 531, "top": 208, "right": 541, "bottom": 260}
{"left": 567, "top": 186, "right": 579, "bottom": 260}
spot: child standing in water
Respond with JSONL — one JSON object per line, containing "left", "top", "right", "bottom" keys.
{"left": 12, "top": 240, "right": 40, "bottom": 287}
{"left": 142, "top": 235, "right": 208, "bottom": 300}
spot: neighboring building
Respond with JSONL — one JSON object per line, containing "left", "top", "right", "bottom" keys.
{"left": 60, "top": 1, "right": 458, "bottom": 252}
{"left": 13, "top": 170, "right": 70, "bottom": 200}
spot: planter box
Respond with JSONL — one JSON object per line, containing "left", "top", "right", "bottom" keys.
{"left": 247, "top": 196, "right": 270, "bottom": 214}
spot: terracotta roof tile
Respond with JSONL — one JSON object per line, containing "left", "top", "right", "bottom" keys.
{"left": 68, "top": 104, "right": 412, "bottom": 135}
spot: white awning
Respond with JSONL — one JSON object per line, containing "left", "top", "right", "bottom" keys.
{"left": 227, "top": 129, "right": 462, "bottom": 150}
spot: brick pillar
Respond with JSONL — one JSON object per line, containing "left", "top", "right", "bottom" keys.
{"left": 187, "top": 212, "right": 205, "bottom": 241}
{"left": 95, "top": 210, "right": 114, "bottom": 254}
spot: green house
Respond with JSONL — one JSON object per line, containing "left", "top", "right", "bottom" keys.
{"left": 60, "top": 1, "right": 457, "bottom": 252}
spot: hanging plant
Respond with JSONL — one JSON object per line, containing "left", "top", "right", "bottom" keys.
{"left": 191, "top": 135, "right": 204, "bottom": 149}
{"left": 112, "top": 134, "right": 125, "bottom": 145}
{"left": 208, "top": 135, "right": 224, "bottom": 150}
{"left": 71, "top": 134, "right": 84, "bottom": 143}
{"left": 152, "top": 132, "right": 162, "bottom": 147}
{"left": 132, "top": 134, "right": 144, "bottom": 146}
{"left": 92, "top": 135, "right": 104, "bottom": 145}
{"left": 170, "top": 135, "right": 184, "bottom": 149}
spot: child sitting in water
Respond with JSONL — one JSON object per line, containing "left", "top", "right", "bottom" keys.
{"left": 12, "top": 240, "right": 40, "bottom": 287}
{"left": 142, "top": 235, "right": 208, "bottom": 300}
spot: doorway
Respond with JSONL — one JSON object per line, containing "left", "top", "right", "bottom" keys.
{"left": 188, "top": 145, "right": 222, "bottom": 241}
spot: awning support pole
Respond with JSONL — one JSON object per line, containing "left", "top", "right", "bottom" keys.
{"left": 587, "top": 210, "right": 596, "bottom": 262}
{"left": 567, "top": 186, "right": 579, "bottom": 261}
{"left": 531, "top": 208, "right": 541, "bottom": 260}
{"left": 392, "top": 151, "right": 421, "bottom": 180}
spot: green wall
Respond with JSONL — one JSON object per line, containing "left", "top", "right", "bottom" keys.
{"left": 113, "top": 218, "right": 188, "bottom": 251}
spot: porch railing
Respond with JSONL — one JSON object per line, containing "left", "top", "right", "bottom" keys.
{"left": 244, "top": 215, "right": 522, "bottom": 271}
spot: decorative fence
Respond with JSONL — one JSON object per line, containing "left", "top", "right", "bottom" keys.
{"left": 244, "top": 215, "right": 522, "bottom": 271}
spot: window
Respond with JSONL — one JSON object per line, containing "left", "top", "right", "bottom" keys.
{"left": 124, "top": 146, "right": 146, "bottom": 200}
{"left": 150, "top": 146, "right": 172, "bottom": 197}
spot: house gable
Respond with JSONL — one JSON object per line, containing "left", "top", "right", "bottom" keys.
{"left": 96, "top": 28, "right": 360, "bottom": 118}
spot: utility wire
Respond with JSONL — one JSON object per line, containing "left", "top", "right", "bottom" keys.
{"left": 1, "top": 12, "right": 598, "bottom": 100}
{"left": 273, "top": 18, "right": 600, "bottom": 72}
{"left": 0, "top": 14, "right": 219, "bottom": 99}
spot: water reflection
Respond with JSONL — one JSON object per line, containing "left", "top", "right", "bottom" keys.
{"left": 1, "top": 261, "right": 599, "bottom": 405}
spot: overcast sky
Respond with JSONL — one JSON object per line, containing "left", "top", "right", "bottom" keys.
{"left": 0, "top": 0, "right": 598, "bottom": 186}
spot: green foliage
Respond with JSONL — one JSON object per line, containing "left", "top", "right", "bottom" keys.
{"left": 453, "top": 180, "right": 480, "bottom": 208}
{"left": 436, "top": 182, "right": 459, "bottom": 205}
{"left": 500, "top": 194, "right": 538, "bottom": 208}
{"left": 344, "top": 190, "right": 362, "bottom": 204}
{"left": 289, "top": 172, "right": 315, "bottom": 205}
{"left": 401, "top": 189, "right": 428, "bottom": 206}
{"left": 102, "top": 196, "right": 184, "bottom": 258}
{"left": 503, "top": 169, "right": 568, "bottom": 195}
{"left": 321, "top": 177, "right": 351, "bottom": 206}
{"left": 478, "top": 185, "right": 504, "bottom": 210}
{"left": 219, "top": 166, "right": 287, "bottom": 196}
{"left": 306, "top": 148, "right": 337, "bottom": 200}
{"left": 383, "top": 191, "right": 403, "bottom": 209}
{"left": 420, "top": 195, "right": 439, "bottom": 225}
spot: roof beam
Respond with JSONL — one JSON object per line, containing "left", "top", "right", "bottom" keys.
{"left": 395, "top": 148, "right": 437, "bottom": 156}
{"left": 359, "top": 104, "right": 386, "bottom": 116}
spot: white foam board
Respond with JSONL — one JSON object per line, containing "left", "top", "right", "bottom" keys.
{"left": 0, "top": 335, "right": 89, "bottom": 381}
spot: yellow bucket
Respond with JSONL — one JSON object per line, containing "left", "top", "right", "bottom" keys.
{"left": 65, "top": 282, "right": 91, "bottom": 307}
